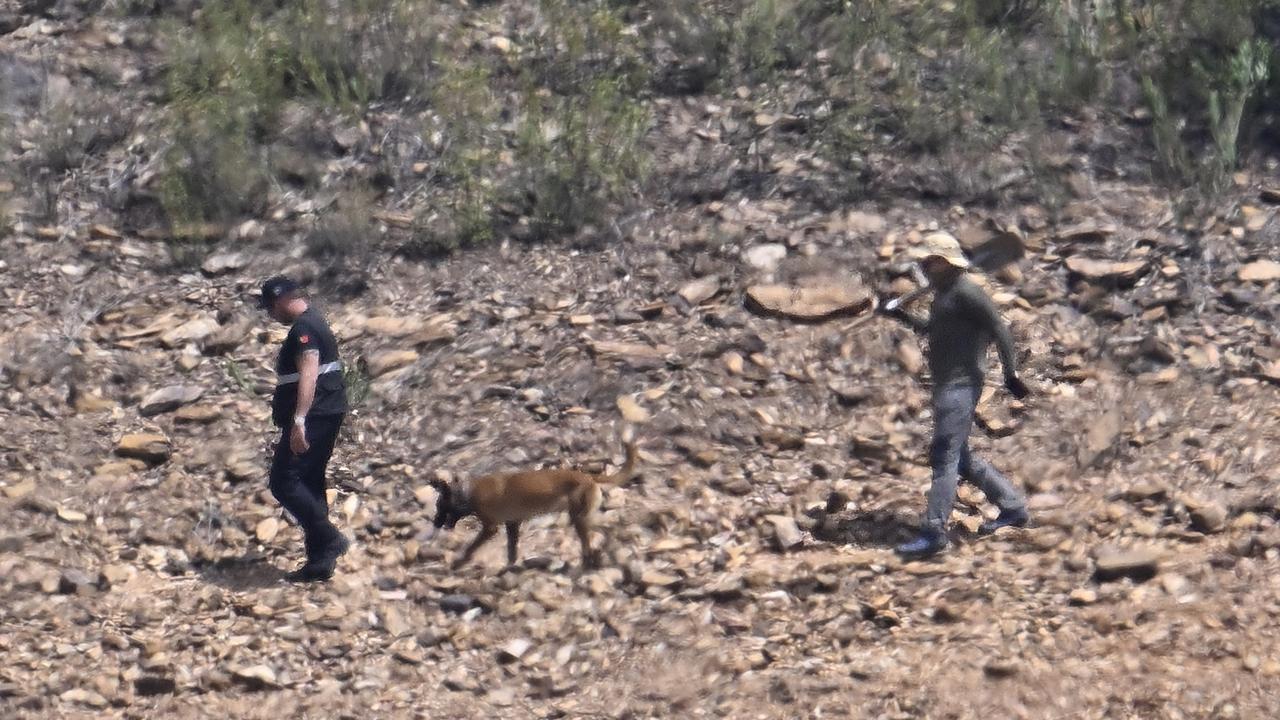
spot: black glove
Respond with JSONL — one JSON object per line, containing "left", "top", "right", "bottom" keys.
{"left": 1005, "top": 374, "right": 1030, "bottom": 400}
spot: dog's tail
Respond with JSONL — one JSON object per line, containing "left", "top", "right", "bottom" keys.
{"left": 597, "top": 439, "right": 639, "bottom": 486}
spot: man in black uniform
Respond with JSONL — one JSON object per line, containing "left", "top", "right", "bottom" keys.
{"left": 258, "top": 276, "right": 350, "bottom": 582}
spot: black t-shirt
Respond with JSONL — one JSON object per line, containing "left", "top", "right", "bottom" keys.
{"left": 271, "top": 307, "right": 348, "bottom": 427}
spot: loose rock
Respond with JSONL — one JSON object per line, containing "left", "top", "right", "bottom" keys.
{"left": 201, "top": 250, "right": 249, "bottom": 276}
{"left": 1065, "top": 257, "right": 1147, "bottom": 283}
{"left": 140, "top": 385, "right": 204, "bottom": 416}
{"left": 368, "top": 350, "right": 419, "bottom": 378}
{"left": 255, "top": 517, "right": 281, "bottom": 543}
{"left": 115, "top": 434, "right": 172, "bottom": 465}
{"left": 744, "top": 244, "right": 787, "bottom": 272}
{"left": 230, "top": 665, "right": 277, "bottom": 690}
{"left": 441, "top": 594, "right": 477, "bottom": 614}
{"left": 745, "top": 281, "right": 872, "bottom": 321}
{"left": 1094, "top": 547, "right": 1161, "bottom": 582}
{"left": 1238, "top": 260, "right": 1280, "bottom": 283}
{"left": 765, "top": 515, "right": 804, "bottom": 551}
{"left": 1069, "top": 588, "right": 1098, "bottom": 606}
{"left": 678, "top": 276, "right": 722, "bottom": 306}
{"left": 160, "top": 317, "right": 220, "bottom": 349}
{"left": 498, "top": 639, "right": 532, "bottom": 664}
{"left": 1189, "top": 502, "right": 1228, "bottom": 534}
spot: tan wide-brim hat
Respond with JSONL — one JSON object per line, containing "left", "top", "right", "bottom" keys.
{"left": 908, "top": 231, "right": 971, "bottom": 269}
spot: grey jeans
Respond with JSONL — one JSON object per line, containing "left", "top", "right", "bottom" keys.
{"left": 924, "top": 384, "right": 1024, "bottom": 531}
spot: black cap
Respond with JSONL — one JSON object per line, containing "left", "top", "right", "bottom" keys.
{"left": 258, "top": 276, "right": 300, "bottom": 309}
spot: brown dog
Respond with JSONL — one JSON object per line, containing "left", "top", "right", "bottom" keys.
{"left": 430, "top": 439, "right": 639, "bottom": 570}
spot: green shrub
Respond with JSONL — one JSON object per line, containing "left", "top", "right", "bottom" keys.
{"left": 965, "top": 0, "right": 1053, "bottom": 29}
{"left": 273, "top": 0, "right": 440, "bottom": 108}
{"left": 515, "top": 74, "right": 649, "bottom": 238}
{"left": 805, "top": 0, "right": 1279, "bottom": 200}
{"left": 733, "top": 0, "right": 806, "bottom": 81}
{"left": 1135, "top": 2, "right": 1273, "bottom": 195}
{"left": 430, "top": 61, "right": 501, "bottom": 249}
{"left": 142, "top": 0, "right": 1280, "bottom": 259}
{"left": 306, "top": 196, "right": 379, "bottom": 298}
{"left": 526, "top": 0, "right": 647, "bottom": 98}
{"left": 32, "top": 100, "right": 91, "bottom": 175}
{"left": 640, "top": 0, "right": 734, "bottom": 95}
{"left": 158, "top": 0, "right": 283, "bottom": 227}
{"left": 1205, "top": 40, "right": 1272, "bottom": 187}
{"left": 509, "top": 0, "right": 651, "bottom": 238}
{"left": 342, "top": 362, "right": 372, "bottom": 409}
{"left": 158, "top": 0, "right": 442, "bottom": 228}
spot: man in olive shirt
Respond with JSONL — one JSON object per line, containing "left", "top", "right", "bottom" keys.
{"left": 892, "top": 233, "right": 1030, "bottom": 557}
{"left": 259, "top": 276, "right": 351, "bottom": 581}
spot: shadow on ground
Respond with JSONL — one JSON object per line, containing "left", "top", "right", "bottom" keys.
{"left": 195, "top": 554, "right": 287, "bottom": 591}
{"left": 812, "top": 509, "right": 919, "bottom": 549}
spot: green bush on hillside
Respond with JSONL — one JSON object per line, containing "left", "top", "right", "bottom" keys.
{"left": 148, "top": 0, "right": 1280, "bottom": 262}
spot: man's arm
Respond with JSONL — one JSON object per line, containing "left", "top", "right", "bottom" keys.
{"left": 295, "top": 350, "right": 320, "bottom": 420}
{"left": 883, "top": 290, "right": 929, "bottom": 332}
{"left": 886, "top": 305, "right": 929, "bottom": 332}
{"left": 289, "top": 349, "right": 320, "bottom": 453}
{"left": 963, "top": 283, "right": 1018, "bottom": 379}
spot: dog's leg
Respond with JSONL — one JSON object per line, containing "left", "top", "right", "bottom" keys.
{"left": 571, "top": 512, "right": 598, "bottom": 569}
{"left": 505, "top": 521, "right": 521, "bottom": 566}
{"left": 453, "top": 524, "right": 497, "bottom": 570}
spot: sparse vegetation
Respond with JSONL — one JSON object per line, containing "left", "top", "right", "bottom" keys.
{"left": 427, "top": 59, "right": 502, "bottom": 252}
{"left": 514, "top": 74, "right": 650, "bottom": 238}
{"left": 157, "top": 0, "right": 440, "bottom": 229}
{"left": 732, "top": 0, "right": 807, "bottom": 82}
{"left": 343, "top": 362, "right": 373, "bottom": 410}
{"left": 21, "top": 91, "right": 129, "bottom": 225}
{"left": 158, "top": 0, "right": 282, "bottom": 228}
{"left": 305, "top": 196, "right": 380, "bottom": 300}
{"left": 157, "top": 0, "right": 651, "bottom": 253}
{"left": 509, "top": 0, "right": 651, "bottom": 238}
{"left": 790, "top": 0, "right": 1279, "bottom": 200}
{"left": 1144, "top": 38, "right": 1272, "bottom": 195}
{"left": 223, "top": 358, "right": 256, "bottom": 397}
{"left": 111, "top": 0, "right": 1280, "bottom": 261}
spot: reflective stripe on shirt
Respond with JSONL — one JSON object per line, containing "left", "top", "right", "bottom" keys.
{"left": 276, "top": 361, "right": 342, "bottom": 385}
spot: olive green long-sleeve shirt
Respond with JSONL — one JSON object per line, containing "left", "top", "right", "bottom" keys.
{"left": 905, "top": 276, "right": 1017, "bottom": 388}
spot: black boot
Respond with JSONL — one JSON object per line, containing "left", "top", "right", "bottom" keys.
{"left": 285, "top": 559, "right": 334, "bottom": 583}
{"left": 286, "top": 534, "right": 349, "bottom": 583}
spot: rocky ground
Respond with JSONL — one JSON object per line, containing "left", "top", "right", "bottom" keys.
{"left": 6, "top": 3, "right": 1280, "bottom": 720}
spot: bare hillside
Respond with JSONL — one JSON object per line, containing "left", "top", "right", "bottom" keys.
{"left": 4, "top": 2, "right": 1280, "bottom": 718}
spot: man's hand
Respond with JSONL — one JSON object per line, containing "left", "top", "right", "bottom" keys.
{"left": 290, "top": 423, "right": 310, "bottom": 454}
{"left": 1005, "top": 374, "right": 1031, "bottom": 400}
{"left": 881, "top": 303, "right": 928, "bottom": 332}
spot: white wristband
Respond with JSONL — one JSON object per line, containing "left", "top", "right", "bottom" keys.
{"left": 294, "top": 415, "right": 306, "bottom": 426}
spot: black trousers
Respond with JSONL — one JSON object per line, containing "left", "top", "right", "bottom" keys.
{"left": 269, "top": 414, "right": 344, "bottom": 560}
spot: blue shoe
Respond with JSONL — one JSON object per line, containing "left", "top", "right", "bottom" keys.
{"left": 896, "top": 529, "right": 948, "bottom": 557}
{"left": 978, "top": 508, "right": 1029, "bottom": 535}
